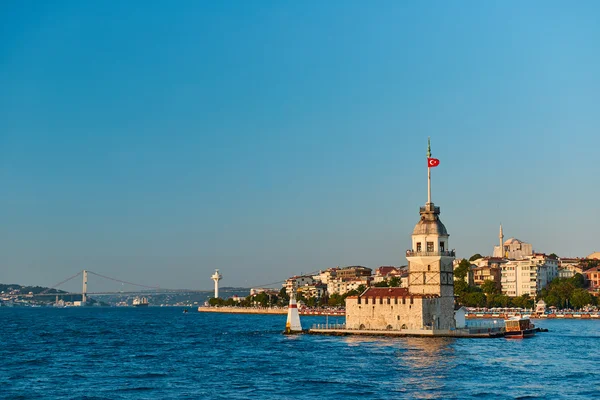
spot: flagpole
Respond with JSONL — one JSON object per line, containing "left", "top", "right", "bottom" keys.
{"left": 427, "top": 137, "right": 431, "bottom": 205}
{"left": 428, "top": 166, "right": 431, "bottom": 205}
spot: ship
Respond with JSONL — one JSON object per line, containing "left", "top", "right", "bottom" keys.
{"left": 504, "top": 317, "right": 536, "bottom": 339}
{"left": 133, "top": 296, "right": 149, "bottom": 307}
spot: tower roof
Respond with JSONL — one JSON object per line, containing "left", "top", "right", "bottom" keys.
{"left": 412, "top": 203, "right": 448, "bottom": 236}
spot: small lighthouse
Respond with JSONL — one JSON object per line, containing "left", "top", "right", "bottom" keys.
{"left": 211, "top": 269, "right": 222, "bottom": 299}
{"left": 285, "top": 290, "right": 303, "bottom": 334}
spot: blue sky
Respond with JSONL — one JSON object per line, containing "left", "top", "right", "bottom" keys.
{"left": 1, "top": 1, "right": 599, "bottom": 291}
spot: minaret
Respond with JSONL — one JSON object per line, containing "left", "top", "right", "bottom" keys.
{"left": 211, "top": 269, "right": 222, "bottom": 298}
{"left": 499, "top": 224, "right": 504, "bottom": 258}
{"left": 406, "top": 138, "right": 455, "bottom": 329}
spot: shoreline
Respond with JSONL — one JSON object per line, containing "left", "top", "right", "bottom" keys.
{"left": 197, "top": 306, "right": 345, "bottom": 316}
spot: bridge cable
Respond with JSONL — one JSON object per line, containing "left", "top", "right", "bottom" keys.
{"left": 39, "top": 270, "right": 83, "bottom": 295}
{"left": 86, "top": 270, "right": 161, "bottom": 290}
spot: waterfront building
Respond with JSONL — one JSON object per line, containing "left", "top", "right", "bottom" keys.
{"left": 327, "top": 276, "right": 372, "bottom": 295}
{"left": 471, "top": 257, "right": 505, "bottom": 290}
{"left": 372, "top": 266, "right": 402, "bottom": 284}
{"left": 312, "top": 268, "right": 338, "bottom": 285}
{"left": 500, "top": 254, "right": 558, "bottom": 297}
{"left": 284, "top": 275, "right": 315, "bottom": 295}
{"left": 250, "top": 288, "right": 280, "bottom": 296}
{"left": 557, "top": 258, "right": 584, "bottom": 279}
{"left": 335, "top": 266, "right": 372, "bottom": 279}
{"left": 298, "top": 283, "right": 327, "bottom": 299}
{"left": 584, "top": 267, "right": 600, "bottom": 291}
{"left": 345, "top": 139, "right": 457, "bottom": 331}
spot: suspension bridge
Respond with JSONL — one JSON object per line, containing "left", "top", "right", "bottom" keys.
{"left": 28, "top": 269, "right": 303, "bottom": 301}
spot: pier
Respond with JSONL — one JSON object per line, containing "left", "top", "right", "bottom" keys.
{"left": 308, "top": 324, "right": 505, "bottom": 338}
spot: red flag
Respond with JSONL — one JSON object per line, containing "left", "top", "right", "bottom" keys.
{"left": 428, "top": 158, "right": 440, "bottom": 168}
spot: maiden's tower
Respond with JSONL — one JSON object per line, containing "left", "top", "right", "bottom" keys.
{"left": 344, "top": 139, "right": 457, "bottom": 333}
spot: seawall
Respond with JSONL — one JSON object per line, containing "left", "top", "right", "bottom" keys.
{"left": 197, "top": 306, "right": 345, "bottom": 316}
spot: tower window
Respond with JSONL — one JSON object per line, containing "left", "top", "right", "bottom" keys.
{"left": 440, "top": 241, "right": 445, "bottom": 252}
{"left": 416, "top": 242, "right": 422, "bottom": 252}
{"left": 427, "top": 242, "right": 434, "bottom": 252}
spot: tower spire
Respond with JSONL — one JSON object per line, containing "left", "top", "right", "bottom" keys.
{"left": 427, "top": 137, "right": 432, "bottom": 205}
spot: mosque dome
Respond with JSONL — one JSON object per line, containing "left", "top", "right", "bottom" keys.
{"left": 588, "top": 252, "right": 600, "bottom": 260}
{"left": 504, "top": 238, "right": 522, "bottom": 246}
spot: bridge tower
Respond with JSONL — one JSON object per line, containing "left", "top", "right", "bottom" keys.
{"left": 211, "top": 269, "right": 222, "bottom": 299}
{"left": 82, "top": 270, "right": 88, "bottom": 304}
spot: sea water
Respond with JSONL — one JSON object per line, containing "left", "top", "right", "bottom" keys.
{"left": 1, "top": 308, "right": 598, "bottom": 399}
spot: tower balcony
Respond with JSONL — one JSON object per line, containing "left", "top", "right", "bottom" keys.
{"left": 406, "top": 250, "right": 455, "bottom": 257}
{"left": 420, "top": 205, "right": 440, "bottom": 214}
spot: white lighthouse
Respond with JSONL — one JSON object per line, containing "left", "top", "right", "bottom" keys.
{"left": 285, "top": 290, "right": 303, "bottom": 334}
{"left": 211, "top": 269, "right": 222, "bottom": 299}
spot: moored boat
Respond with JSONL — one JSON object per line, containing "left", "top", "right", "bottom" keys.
{"left": 504, "top": 317, "right": 536, "bottom": 339}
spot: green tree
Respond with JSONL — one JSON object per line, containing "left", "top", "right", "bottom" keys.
{"left": 208, "top": 297, "right": 225, "bottom": 306}
{"left": 469, "top": 254, "right": 483, "bottom": 262}
{"left": 454, "top": 279, "right": 469, "bottom": 297}
{"left": 356, "top": 285, "right": 367, "bottom": 294}
{"left": 570, "top": 273, "right": 585, "bottom": 289}
{"left": 454, "top": 259, "right": 471, "bottom": 282}
{"left": 306, "top": 296, "right": 317, "bottom": 307}
{"left": 328, "top": 293, "right": 344, "bottom": 307}
{"left": 389, "top": 276, "right": 401, "bottom": 287}
{"left": 512, "top": 294, "right": 534, "bottom": 310}
{"left": 279, "top": 287, "right": 289, "bottom": 302}
{"left": 253, "top": 292, "right": 271, "bottom": 307}
{"left": 544, "top": 293, "right": 560, "bottom": 308}
{"left": 570, "top": 288, "right": 592, "bottom": 309}
{"left": 481, "top": 280, "right": 500, "bottom": 295}
{"left": 374, "top": 280, "right": 389, "bottom": 287}
{"left": 548, "top": 253, "right": 558, "bottom": 260}
{"left": 464, "top": 292, "right": 487, "bottom": 307}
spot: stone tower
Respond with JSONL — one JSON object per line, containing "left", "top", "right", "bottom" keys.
{"left": 405, "top": 138, "right": 455, "bottom": 329}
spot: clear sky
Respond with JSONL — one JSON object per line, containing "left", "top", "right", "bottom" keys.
{"left": 1, "top": 1, "right": 599, "bottom": 291}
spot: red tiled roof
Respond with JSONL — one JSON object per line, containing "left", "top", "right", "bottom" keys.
{"left": 376, "top": 266, "right": 398, "bottom": 276}
{"left": 360, "top": 287, "right": 409, "bottom": 297}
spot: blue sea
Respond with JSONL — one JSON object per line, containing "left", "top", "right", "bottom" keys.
{"left": 1, "top": 308, "right": 599, "bottom": 399}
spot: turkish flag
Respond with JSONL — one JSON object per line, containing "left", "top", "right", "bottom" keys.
{"left": 428, "top": 158, "right": 440, "bottom": 168}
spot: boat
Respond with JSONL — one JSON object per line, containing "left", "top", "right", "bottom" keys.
{"left": 133, "top": 296, "right": 149, "bottom": 307}
{"left": 504, "top": 317, "right": 536, "bottom": 339}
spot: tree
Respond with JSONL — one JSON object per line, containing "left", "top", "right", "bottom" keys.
{"left": 389, "top": 276, "right": 401, "bottom": 287}
{"left": 279, "top": 287, "right": 289, "bottom": 302}
{"left": 481, "top": 280, "right": 500, "bottom": 295}
{"left": 469, "top": 254, "right": 483, "bottom": 262}
{"left": 356, "top": 285, "right": 367, "bottom": 294}
{"left": 548, "top": 253, "right": 558, "bottom": 260}
{"left": 512, "top": 294, "right": 534, "bottom": 310}
{"left": 454, "top": 259, "right": 471, "bottom": 282}
{"left": 570, "top": 289, "right": 592, "bottom": 309}
{"left": 208, "top": 297, "right": 225, "bottom": 306}
{"left": 328, "top": 293, "right": 344, "bottom": 307}
{"left": 464, "top": 292, "right": 487, "bottom": 307}
{"left": 374, "top": 280, "right": 389, "bottom": 287}
{"left": 454, "top": 280, "right": 469, "bottom": 297}
{"left": 570, "top": 273, "right": 585, "bottom": 289}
